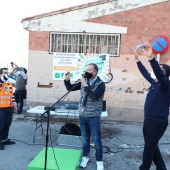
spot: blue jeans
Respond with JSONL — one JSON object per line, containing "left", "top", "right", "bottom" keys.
{"left": 0, "top": 107, "right": 13, "bottom": 142}
{"left": 79, "top": 116, "right": 103, "bottom": 161}
{"left": 139, "top": 118, "right": 168, "bottom": 170}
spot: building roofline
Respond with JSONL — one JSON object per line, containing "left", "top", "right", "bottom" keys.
{"left": 21, "top": 0, "right": 114, "bottom": 23}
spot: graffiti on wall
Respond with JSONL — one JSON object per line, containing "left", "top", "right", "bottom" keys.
{"left": 105, "top": 85, "right": 147, "bottom": 94}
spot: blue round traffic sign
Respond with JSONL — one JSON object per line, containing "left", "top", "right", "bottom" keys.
{"left": 150, "top": 35, "right": 169, "bottom": 54}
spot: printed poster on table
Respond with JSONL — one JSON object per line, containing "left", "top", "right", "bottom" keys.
{"left": 53, "top": 53, "right": 110, "bottom": 82}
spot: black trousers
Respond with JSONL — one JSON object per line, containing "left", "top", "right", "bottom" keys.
{"left": 14, "top": 89, "right": 25, "bottom": 113}
{"left": 139, "top": 118, "right": 168, "bottom": 170}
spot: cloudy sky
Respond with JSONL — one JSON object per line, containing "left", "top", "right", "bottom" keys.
{"left": 0, "top": 0, "right": 97, "bottom": 68}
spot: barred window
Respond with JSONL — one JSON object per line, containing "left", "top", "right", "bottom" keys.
{"left": 50, "top": 32, "right": 120, "bottom": 57}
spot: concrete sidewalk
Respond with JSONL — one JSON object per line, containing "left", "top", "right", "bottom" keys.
{"left": 0, "top": 113, "right": 170, "bottom": 170}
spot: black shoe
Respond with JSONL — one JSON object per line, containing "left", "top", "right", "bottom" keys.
{"left": 17, "top": 111, "right": 22, "bottom": 115}
{"left": 0, "top": 142, "right": 5, "bottom": 150}
{"left": 3, "top": 139, "right": 15, "bottom": 145}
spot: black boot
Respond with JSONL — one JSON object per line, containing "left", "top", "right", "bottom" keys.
{"left": 3, "top": 139, "right": 15, "bottom": 145}
{"left": 0, "top": 142, "right": 4, "bottom": 150}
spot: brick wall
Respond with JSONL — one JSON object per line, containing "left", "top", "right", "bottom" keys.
{"left": 29, "top": 31, "right": 49, "bottom": 51}
{"left": 86, "top": 1, "right": 170, "bottom": 61}
{"left": 27, "top": 1, "right": 170, "bottom": 121}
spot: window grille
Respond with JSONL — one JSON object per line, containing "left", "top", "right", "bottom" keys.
{"left": 50, "top": 32, "right": 120, "bottom": 56}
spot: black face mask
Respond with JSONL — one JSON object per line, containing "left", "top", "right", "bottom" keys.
{"left": 83, "top": 72, "right": 93, "bottom": 79}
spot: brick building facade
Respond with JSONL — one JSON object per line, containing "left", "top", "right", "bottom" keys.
{"left": 22, "top": 0, "right": 170, "bottom": 121}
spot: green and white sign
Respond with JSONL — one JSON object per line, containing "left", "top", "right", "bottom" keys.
{"left": 53, "top": 53, "right": 110, "bottom": 82}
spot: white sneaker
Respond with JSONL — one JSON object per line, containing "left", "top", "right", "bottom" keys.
{"left": 80, "top": 157, "right": 89, "bottom": 168}
{"left": 96, "top": 161, "right": 104, "bottom": 170}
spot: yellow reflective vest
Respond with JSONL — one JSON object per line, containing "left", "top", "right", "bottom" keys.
{"left": 0, "top": 82, "right": 13, "bottom": 108}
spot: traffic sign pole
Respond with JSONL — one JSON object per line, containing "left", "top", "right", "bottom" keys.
{"left": 156, "top": 54, "right": 160, "bottom": 63}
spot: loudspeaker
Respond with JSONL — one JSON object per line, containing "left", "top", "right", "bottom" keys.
{"left": 57, "top": 134, "right": 83, "bottom": 147}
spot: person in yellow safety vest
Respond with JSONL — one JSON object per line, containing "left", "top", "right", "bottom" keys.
{"left": 0, "top": 67, "right": 17, "bottom": 150}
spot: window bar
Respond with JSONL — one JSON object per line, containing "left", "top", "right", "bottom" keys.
{"left": 74, "top": 34, "right": 77, "bottom": 53}
{"left": 70, "top": 34, "right": 73, "bottom": 53}
{"left": 66, "top": 34, "right": 68, "bottom": 52}
{"left": 54, "top": 34, "right": 56, "bottom": 52}
{"left": 99, "top": 35, "right": 101, "bottom": 53}
{"left": 86, "top": 35, "right": 89, "bottom": 53}
{"left": 117, "top": 35, "right": 120, "bottom": 56}
{"left": 78, "top": 34, "right": 79, "bottom": 53}
{"left": 79, "top": 34, "right": 82, "bottom": 53}
{"left": 51, "top": 34, "right": 53, "bottom": 52}
{"left": 74, "top": 34, "right": 76, "bottom": 53}
{"left": 60, "top": 34, "right": 62, "bottom": 52}
{"left": 53, "top": 34, "right": 56, "bottom": 52}
{"left": 115, "top": 35, "right": 117, "bottom": 55}
{"left": 72, "top": 34, "right": 74, "bottom": 53}
{"left": 63, "top": 34, "right": 65, "bottom": 52}
{"left": 81, "top": 35, "right": 83, "bottom": 53}
{"left": 91, "top": 35, "right": 93, "bottom": 53}
{"left": 107, "top": 35, "right": 109, "bottom": 53}
{"left": 82, "top": 34, "right": 84, "bottom": 53}
{"left": 63, "top": 34, "right": 64, "bottom": 52}
{"left": 56, "top": 34, "right": 58, "bottom": 52}
{"left": 83, "top": 34, "right": 86, "bottom": 53}
{"left": 55, "top": 34, "right": 57, "bottom": 52}
{"left": 110, "top": 35, "right": 113, "bottom": 55}
{"left": 100, "top": 35, "right": 102, "bottom": 53}
{"left": 95, "top": 35, "right": 97, "bottom": 54}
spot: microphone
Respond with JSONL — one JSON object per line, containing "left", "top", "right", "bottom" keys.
{"left": 75, "top": 79, "right": 80, "bottom": 83}
{"left": 81, "top": 73, "right": 86, "bottom": 78}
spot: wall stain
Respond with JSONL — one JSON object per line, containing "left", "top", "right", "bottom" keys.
{"left": 116, "top": 87, "right": 122, "bottom": 93}
{"left": 100, "top": 9, "right": 106, "bottom": 15}
{"left": 87, "top": 7, "right": 99, "bottom": 18}
{"left": 105, "top": 86, "right": 148, "bottom": 94}
{"left": 137, "top": 91, "right": 144, "bottom": 94}
{"left": 37, "top": 82, "right": 53, "bottom": 88}
{"left": 122, "top": 69, "right": 127, "bottom": 72}
{"left": 125, "top": 87, "right": 133, "bottom": 93}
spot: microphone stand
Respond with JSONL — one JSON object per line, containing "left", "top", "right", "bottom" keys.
{"left": 43, "top": 80, "right": 79, "bottom": 170}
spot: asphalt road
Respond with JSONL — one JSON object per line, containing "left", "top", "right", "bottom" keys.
{"left": 0, "top": 114, "right": 170, "bottom": 170}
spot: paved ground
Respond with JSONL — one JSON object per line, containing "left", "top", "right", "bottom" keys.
{"left": 0, "top": 113, "right": 170, "bottom": 170}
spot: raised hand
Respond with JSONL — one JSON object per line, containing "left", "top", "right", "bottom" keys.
{"left": 143, "top": 41, "right": 154, "bottom": 60}
{"left": 65, "top": 71, "right": 70, "bottom": 81}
